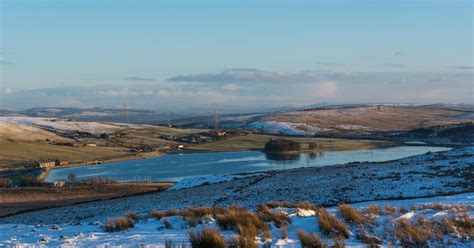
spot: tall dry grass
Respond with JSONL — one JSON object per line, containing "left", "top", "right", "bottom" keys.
{"left": 317, "top": 209, "right": 350, "bottom": 238}
{"left": 257, "top": 204, "right": 291, "bottom": 228}
{"left": 188, "top": 227, "right": 227, "bottom": 248}
{"left": 296, "top": 229, "right": 326, "bottom": 248}
{"left": 338, "top": 204, "right": 367, "bottom": 224}
{"left": 104, "top": 217, "right": 135, "bottom": 232}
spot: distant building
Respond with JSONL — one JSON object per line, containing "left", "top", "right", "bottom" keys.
{"left": 86, "top": 143, "right": 97, "bottom": 147}
{"left": 35, "top": 160, "right": 56, "bottom": 169}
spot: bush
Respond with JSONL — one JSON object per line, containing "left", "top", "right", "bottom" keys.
{"left": 0, "top": 178, "right": 12, "bottom": 188}
{"left": 296, "top": 229, "right": 326, "bottom": 248}
{"left": 264, "top": 139, "right": 301, "bottom": 152}
{"left": 188, "top": 227, "right": 227, "bottom": 248}
{"left": 317, "top": 209, "right": 350, "bottom": 238}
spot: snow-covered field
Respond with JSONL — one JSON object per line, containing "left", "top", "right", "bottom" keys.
{"left": 0, "top": 193, "right": 472, "bottom": 247}
{"left": 0, "top": 116, "right": 132, "bottom": 134}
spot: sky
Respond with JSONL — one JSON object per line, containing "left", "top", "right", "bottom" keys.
{"left": 0, "top": 0, "right": 473, "bottom": 112}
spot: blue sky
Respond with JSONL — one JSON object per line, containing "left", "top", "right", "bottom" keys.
{"left": 0, "top": 0, "right": 472, "bottom": 111}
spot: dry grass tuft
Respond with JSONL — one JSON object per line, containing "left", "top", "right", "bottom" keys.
{"left": 366, "top": 205, "right": 380, "bottom": 216}
{"left": 257, "top": 204, "right": 292, "bottom": 228}
{"left": 151, "top": 210, "right": 166, "bottom": 220}
{"left": 394, "top": 219, "right": 431, "bottom": 246}
{"left": 162, "top": 218, "right": 173, "bottom": 229}
{"left": 296, "top": 201, "right": 321, "bottom": 212}
{"left": 451, "top": 213, "right": 474, "bottom": 238}
{"left": 296, "top": 229, "right": 326, "bottom": 248}
{"left": 104, "top": 217, "right": 135, "bottom": 232}
{"left": 358, "top": 227, "right": 382, "bottom": 247}
{"left": 125, "top": 211, "right": 139, "bottom": 222}
{"left": 317, "top": 209, "right": 350, "bottom": 238}
{"left": 338, "top": 204, "right": 367, "bottom": 224}
{"left": 332, "top": 236, "right": 346, "bottom": 248}
{"left": 0, "top": 178, "right": 12, "bottom": 188}
{"left": 281, "top": 225, "right": 288, "bottom": 240}
{"left": 188, "top": 227, "right": 227, "bottom": 248}
{"left": 216, "top": 205, "right": 264, "bottom": 233}
{"left": 384, "top": 205, "right": 396, "bottom": 215}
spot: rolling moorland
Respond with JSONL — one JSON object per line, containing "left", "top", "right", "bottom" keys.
{"left": 0, "top": 105, "right": 473, "bottom": 247}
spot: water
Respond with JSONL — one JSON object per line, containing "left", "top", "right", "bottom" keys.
{"left": 46, "top": 146, "right": 449, "bottom": 182}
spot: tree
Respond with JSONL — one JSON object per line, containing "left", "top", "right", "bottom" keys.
{"left": 68, "top": 173, "right": 78, "bottom": 183}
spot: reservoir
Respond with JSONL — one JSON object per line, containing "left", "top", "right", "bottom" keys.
{"left": 46, "top": 146, "right": 449, "bottom": 182}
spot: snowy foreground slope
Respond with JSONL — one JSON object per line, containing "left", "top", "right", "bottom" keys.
{"left": 0, "top": 147, "right": 472, "bottom": 246}
{"left": 0, "top": 193, "right": 472, "bottom": 247}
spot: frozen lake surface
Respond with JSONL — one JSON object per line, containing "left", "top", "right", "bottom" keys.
{"left": 47, "top": 146, "right": 449, "bottom": 182}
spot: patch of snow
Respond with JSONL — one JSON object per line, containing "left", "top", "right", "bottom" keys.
{"left": 245, "top": 121, "right": 329, "bottom": 136}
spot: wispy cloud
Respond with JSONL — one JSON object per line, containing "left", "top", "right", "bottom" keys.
{"left": 314, "top": 61, "right": 346, "bottom": 66}
{"left": 169, "top": 68, "right": 345, "bottom": 84}
{"left": 122, "top": 76, "right": 155, "bottom": 81}
{"left": 1, "top": 87, "right": 14, "bottom": 95}
{"left": 223, "top": 83, "right": 240, "bottom": 91}
{"left": 0, "top": 60, "right": 14, "bottom": 65}
{"left": 381, "top": 63, "right": 406, "bottom": 68}
{"left": 448, "top": 66, "right": 474, "bottom": 70}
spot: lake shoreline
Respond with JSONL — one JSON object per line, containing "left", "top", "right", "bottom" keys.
{"left": 45, "top": 145, "right": 451, "bottom": 183}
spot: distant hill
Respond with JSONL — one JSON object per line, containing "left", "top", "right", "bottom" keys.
{"left": 0, "top": 107, "right": 186, "bottom": 125}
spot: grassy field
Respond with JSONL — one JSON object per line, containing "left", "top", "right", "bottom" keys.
{"left": 0, "top": 140, "right": 130, "bottom": 169}
{"left": 0, "top": 182, "right": 174, "bottom": 217}
{"left": 187, "top": 134, "right": 389, "bottom": 152}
